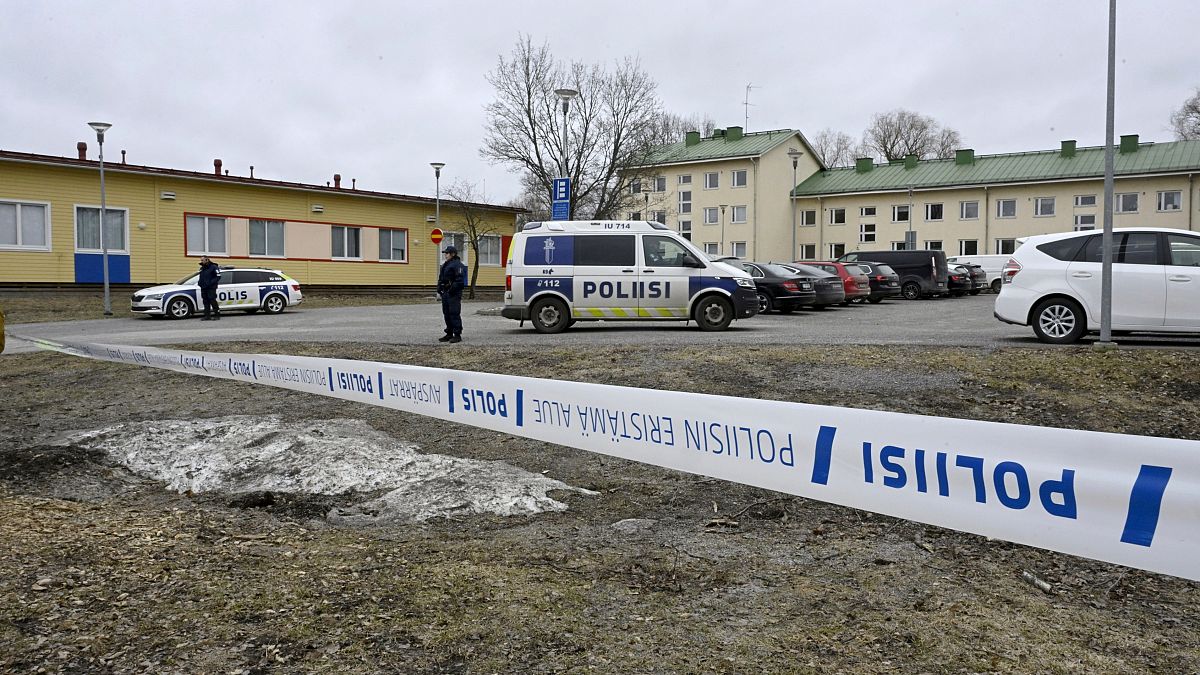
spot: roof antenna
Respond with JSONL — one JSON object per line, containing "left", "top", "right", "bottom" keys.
{"left": 743, "top": 83, "right": 757, "bottom": 131}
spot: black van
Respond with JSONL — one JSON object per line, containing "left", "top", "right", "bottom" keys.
{"left": 837, "top": 250, "right": 949, "bottom": 300}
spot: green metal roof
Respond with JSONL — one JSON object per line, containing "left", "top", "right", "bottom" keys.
{"left": 646, "top": 128, "right": 798, "bottom": 165}
{"left": 792, "top": 139, "right": 1200, "bottom": 197}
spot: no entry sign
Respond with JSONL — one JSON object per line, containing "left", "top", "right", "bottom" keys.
{"left": 430, "top": 228, "right": 444, "bottom": 244}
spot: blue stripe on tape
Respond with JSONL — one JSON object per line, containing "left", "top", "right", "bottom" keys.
{"left": 448, "top": 380, "right": 455, "bottom": 413}
{"left": 252, "top": 360, "right": 257, "bottom": 380}
{"left": 516, "top": 388, "right": 524, "bottom": 427}
{"left": 328, "top": 367, "right": 334, "bottom": 392}
{"left": 812, "top": 425, "right": 836, "bottom": 485}
{"left": 377, "top": 372, "right": 384, "bottom": 400}
{"left": 1121, "top": 465, "right": 1173, "bottom": 547}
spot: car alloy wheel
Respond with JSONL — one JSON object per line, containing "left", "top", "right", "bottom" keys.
{"left": 167, "top": 297, "right": 193, "bottom": 319}
{"left": 901, "top": 281, "right": 921, "bottom": 300}
{"left": 1032, "top": 298, "right": 1086, "bottom": 344}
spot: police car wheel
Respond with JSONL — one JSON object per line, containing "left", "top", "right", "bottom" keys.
{"left": 263, "top": 294, "right": 287, "bottom": 314}
{"left": 693, "top": 296, "right": 733, "bottom": 331}
{"left": 530, "top": 297, "right": 569, "bottom": 334}
{"left": 166, "top": 297, "right": 194, "bottom": 319}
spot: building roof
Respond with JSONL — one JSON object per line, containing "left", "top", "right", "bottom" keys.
{"left": 792, "top": 139, "right": 1200, "bottom": 197}
{"left": 0, "top": 149, "right": 525, "bottom": 214}
{"left": 644, "top": 128, "right": 801, "bottom": 166}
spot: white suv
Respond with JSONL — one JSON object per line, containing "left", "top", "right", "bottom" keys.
{"left": 131, "top": 266, "right": 303, "bottom": 319}
{"left": 994, "top": 228, "right": 1200, "bottom": 344}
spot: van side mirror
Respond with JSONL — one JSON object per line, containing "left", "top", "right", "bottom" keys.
{"left": 683, "top": 254, "right": 705, "bottom": 268}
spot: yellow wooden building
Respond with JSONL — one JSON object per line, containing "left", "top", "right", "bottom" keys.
{"left": 0, "top": 146, "right": 522, "bottom": 289}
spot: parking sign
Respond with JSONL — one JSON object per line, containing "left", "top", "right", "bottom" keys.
{"left": 553, "top": 178, "right": 570, "bottom": 201}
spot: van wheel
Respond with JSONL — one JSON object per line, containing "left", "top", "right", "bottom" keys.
{"left": 694, "top": 296, "right": 733, "bottom": 331}
{"left": 1031, "top": 298, "right": 1086, "bottom": 344}
{"left": 166, "top": 297, "right": 194, "bottom": 319}
{"left": 530, "top": 297, "right": 570, "bottom": 334}
{"left": 901, "top": 281, "right": 922, "bottom": 300}
{"left": 756, "top": 291, "right": 773, "bottom": 314}
{"left": 991, "top": 279, "right": 1002, "bottom": 294}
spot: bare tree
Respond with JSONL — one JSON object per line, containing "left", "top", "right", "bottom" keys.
{"left": 1170, "top": 87, "right": 1200, "bottom": 140}
{"left": 810, "top": 128, "right": 858, "bottom": 167}
{"left": 482, "top": 36, "right": 688, "bottom": 221}
{"left": 443, "top": 179, "right": 512, "bottom": 299}
{"left": 862, "top": 109, "right": 962, "bottom": 161}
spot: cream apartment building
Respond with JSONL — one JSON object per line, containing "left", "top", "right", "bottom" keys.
{"left": 632, "top": 127, "right": 822, "bottom": 260}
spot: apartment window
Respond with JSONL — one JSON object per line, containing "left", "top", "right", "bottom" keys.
{"left": 703, "top": 242, "right": 719, "bottom": 255}
{"left": 731, "top": 241, "right": 747, "bottom": 257}
{"left": 731, "top": 170, "right": 747, "bottom": 188}
{"left": 860, "top": 206, "right": 876, "bottom": 217}
{"left": 378, "top": 228, "right": 408, "bottom": 261}
{"left": 331, "top": 225, "right": 361, "bottom": 259}
{"left": 1034, "top": 197, "right": 1056, "bottom": 217}
{"left": 1074, "top": 194, "right": 1097, "bottom": 207}
{"left": 731, "top": 206, "right": 747, "bottom": 224}
{"left": 799, "top": 244, "right": 816, "bottom": 259}
{"left": 960, "top": 201, "right": 979, "bottom": 220}
{"left": 925, "top": 203, "right": 944, "bottom": 221}
{"left": 678, "top": 174, "right": 692, "bottom": 185}
{"left": 1074, "top": 214, "right": 1096, "bottom": 230}
{"left": 629, "top": 179, "right": 641, "bottom": 194}
{"left": 186, "top": 215, "right": 227, "bottom": 255}
{"left": 828, "top": 243, "right": 846, "bottom": 258}
{"left": 859, "top": 223, "right": 876, "bottom": 243}
{"left": 652, "top": 176, "right": 667, "bottom": 192}
{"left": 1116, "top": 192, "right": 1139, "bottom": 213}
{"left": 959, "top": 240, "right": 979, "bottom": 255}
{"left": 678, "top": 220, "right": 692, "bottom": 241}
{"left": 829, "top": 208, "right": 846, "bottom": 225}
{"left": 249, "top": 219, "right": 285, "bottom": 257}
{"left": 924, "top": 240, "right": 943, "bottom": 251}
{"left": 996, "top": 199, "right": 1016, "bottom": 218}
{"left": 1159, "top": 190, "right": 1182, "bottom": 211}
{"left": 75, "top": 206, "right": 127, "bottom": 252}
{"left": 629, "top": 211, "right": 642, "bottom": 221}
{"left": 704, "top": 172, "right": 719, "bottom": 189}
{"left": 478, "top": 235, "right": 501, "bottom": 266}
{"left": 703, "top": 207, "right": 719, "bottom": 225}
{"left": 995, "top": 239, "right": 1017, "bottom": 254}
{"left": 800, "top": 210, "right": 817, "bottom": 226}
{"left": 892, "top": 205, "right": 910, "bottom": 223}
{"left": 651, "top": 210, "right": 667, "bottom": 224}
{"left": 891, "top": 241, "right": 909, "bottom": 251}
{"left": 0, "top": 201, "right": 49, "bottom": 250}
{"left": 678, "top": 190, "right": 692, "bottom": 214}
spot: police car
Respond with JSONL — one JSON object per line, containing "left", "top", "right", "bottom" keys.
{"left": 501, "top": 220, "right": 758, "bottom": 333}
{"left": 131, "top": 266, "right": 303, "bottom": 319}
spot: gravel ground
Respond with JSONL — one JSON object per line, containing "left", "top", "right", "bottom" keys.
{"left": 1, "top": 341, "right": 1198, "bottom": 673}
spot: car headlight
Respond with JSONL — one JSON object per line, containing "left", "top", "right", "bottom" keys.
{"left": 145, "top": 293, "right": 163, "bottom": 301}
{"left": 734, "top": 277, "right": 755, "bottom": 288}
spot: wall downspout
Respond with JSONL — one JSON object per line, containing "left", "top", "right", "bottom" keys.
{"left": 1189, "top": 173, "right": 1195, "bottom": 232}
{"left": 817, "top": 196, "right": 824, "bottom": 257}
{"left": 983, "top": 185, "right": 990, "bottom": 253}
{"left": 751, "top": 157, "right": 759, "bottom": 260}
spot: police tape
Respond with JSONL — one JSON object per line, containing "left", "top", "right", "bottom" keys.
{"left": 27, "top": 335, "right": 1200, "bottom": 581}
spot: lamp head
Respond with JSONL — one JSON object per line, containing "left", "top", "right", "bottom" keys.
{"left": 787, "top": 148, "right": 804, "bottom": 163}
{"left": 553, "top": 88, "right": 579, "bottom": 101}
{"left": 88, "top": 121, "right": 112, "bottom": 141}
{"left": 430, "top": 162, "right": 445, "bottom": 177}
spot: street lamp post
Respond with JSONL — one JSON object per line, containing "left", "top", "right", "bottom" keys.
{"left": 88, "top": 122, "right": 113, "bottom": 316}
{"left": 431, "top": 162, "right": 445, "bottom": 289}
{"left": 787, "top": 148, "right": 804, "bottom": 260}
{"left": 719, "top": 204, "right": 728, "bottom": 256}
{"left": 553, "top": 88, "right": 578, "bottom": 217}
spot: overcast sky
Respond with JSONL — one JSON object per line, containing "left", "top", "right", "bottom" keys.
{"left": 3, "top": 0, "right": 1197, "bottom": 206}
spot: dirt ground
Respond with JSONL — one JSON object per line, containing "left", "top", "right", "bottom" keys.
{"left": 1, "top": 341, "right": 1198, "bottom": 673}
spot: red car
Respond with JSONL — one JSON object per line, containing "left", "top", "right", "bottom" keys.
{"left": 791, "top": 261, "right": 871, "bottom": 304}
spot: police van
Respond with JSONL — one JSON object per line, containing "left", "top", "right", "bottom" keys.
{"left": 501, "top": 220, "right": 758, "bottom": 333}
{"left": 131, "top": 266, "right": 303, "bottom": 318}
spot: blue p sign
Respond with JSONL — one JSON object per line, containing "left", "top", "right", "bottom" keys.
{"left": 553, "top": 178, "right": 570, "bottom": 201}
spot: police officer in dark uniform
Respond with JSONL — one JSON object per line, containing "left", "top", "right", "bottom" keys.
{"left": 198, "top": 255, "right": 221, "bottom": 321}
{"left": 437, "top": 245, "right": 467, "bottom": 343}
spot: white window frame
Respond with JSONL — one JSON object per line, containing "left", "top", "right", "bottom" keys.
{"left": 731, "top": 170, "right": 748, "bottom": 188}
{"left": 828, "top": 243, "right": 846, "bottom": 258}
{"left": 995, "top": 238, "right": 1017, "bottom": 254}
{"left": 891, "top": 241, "right": 909, "bottom": 251}
{"left": 651, "top": 210, "right": 667, "bottom": 224}
{"left": 704, "top": 172, "right": 719, "bottom": 189}
{"left": 924, "top": 202, "right": 944, "bottom": 222}
{"left": 629, "top": 211, "right": 642, "bottom": 221}
{"left": 959, "top": 201, "right": 979, "bottom": 220}
{"left": 652, "top": 176, "right": 667, "bottom": 192}
{"left": 731, "top": 205, "right": 747, "bottom": 224}
{"left": 1158, "top": 190, "right": 1182, "bottom": 212}
{"left": 1116, "top": 192, "right": 1139, "bottom": 214}
{"left": 73, "top": 204, "right": 129, "bottom": 254}
{"left": 1074, "top": 214, "right": 1096, "bottom": 229}
{"left": 924, "top": 240, "right": 943, "bottom": 251}
{"left": 703, "top": 207, "right": 719, "bottom": 225}
{"left": 996, "top": 199, "right": 1017, "bottom": 219}
{"left": 959, "top": 239, "right": 979, "bottom": 255}
{"left": 478, "top": 234, "right": 502, "bottom": 266}
{"left": 678, "top": 190, "right": 692, "bottom": 215}
{"left": 1034, "top": 197, "right": 1056, "bottom": 217}
{"left": 1074, "top": 194, "right": 1097, "bottom": 207}
{"left": 678, "top": 174, "right": 692, "bottom": 186}
{"left": 800, "top": 210, "right": 817, "bottom": 227}
{"left": 186, "top": 215, "right": 228, "bottom": 256}
{"left": 249, "top": 218, "right": 286, "bottom": 258}
{"left": 0, "top": 199, "right": 52, "bottom": 251}
{"left": 731, "top": 241, "right": 747, "bottom": 257}
{"left": 799, "top": 244, "right": 817, "bottom": 259}
{"left": 860, "top": 206, "right": 876, "bottom": 217}
{"left": 829, "top": 208, "right": 846, "bottom": 225}
{"left": 892, "top": 205, "right": 910, "bottom": 223}
{"left": 678, "top": 220, "right": 692, "bottom": 240}
{"left": 703, "top": 242, "right": 719, "bottom": 255}
{"left": 629, "top": 179, "right": 641, "bottom": 194}
{"left": 378, "top": 227, "right": 409, "bottom": 263}
{"left": 859, "top": 223, "right": 876, "bottom": 243}
{"left": 331, "top": 225, "right": 362, "bottom": 260}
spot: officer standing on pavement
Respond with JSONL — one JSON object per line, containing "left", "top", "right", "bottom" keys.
{"left": 198, "top": 255, "right": 221, "bottom": 321}
{"left": 437, "top": 245, "right": 467, "bottom": 343}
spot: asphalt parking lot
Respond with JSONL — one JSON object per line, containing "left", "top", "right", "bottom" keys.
{"left": 6, "top": 293, "right": 1200, "bottom": 354}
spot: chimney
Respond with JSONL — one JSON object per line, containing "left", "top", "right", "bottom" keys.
{"left": 855, "top": 157, "right": 874, "bottom": 173}
{"left": 249, "top": 165, "right": 255, "bottom": 178}
{"left": 77, "top": 142, "right": 87, "bottom": 160}
{"left": 685, "top": 130, "right": 701, "bottom": 146}
{"left": 1060, "top": 140, "right": 1076, "bottom": 158}
{"left": 214, "top": 158, "right": 223, "bottom": 175}
{"left": 121, "top": 150, "right": 127, "bottom": 164}
{"left": 712, "top": 128, "right": 726, "bottom": 139}
{"left": 1119, "top": 134, "right": 1139, "bottom": 154}
{"left": 334, "top": 173, "right": 341, "bottom": 189}
{"left": 904, "top": 154, "right": 919, "bottom": 169}
{"left": 352, "top": 178, "right": 357, "bottom": 190}
{"left": 954, "top": 149, "right": 974, "bottom": 165}
{"left": 726, "top": 126, "right": 743, "bottom": 141}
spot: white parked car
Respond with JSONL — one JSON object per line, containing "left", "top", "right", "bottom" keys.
{"left": 131, "top": 266, "right": 303, "bottom": 319}
{"left": 994, "top": 228, "right": 1200, "bottom": 344}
